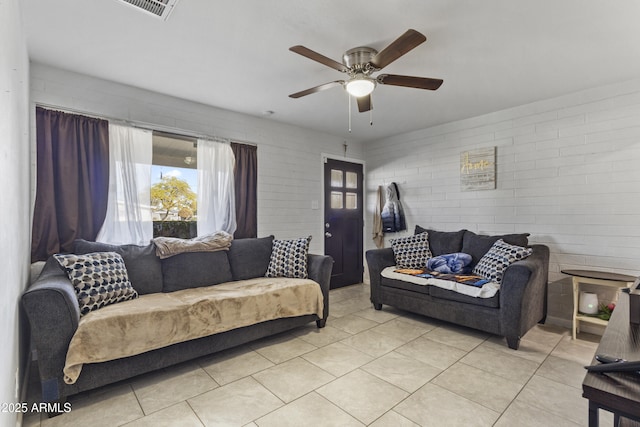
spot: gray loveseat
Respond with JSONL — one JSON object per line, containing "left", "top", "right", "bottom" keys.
{"left": 22, "top": 236, "right": 332, "bottom": 404}
{"left": 366, "top": 227, "right": 549, "bottom": 350}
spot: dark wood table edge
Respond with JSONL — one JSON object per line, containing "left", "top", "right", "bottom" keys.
{"left": 562, "top": 269, "right": 637, "bottom": 283}
{"left": 584, "top": 384, "right": 640, "bottom": 427}
{"left": 582, "top": 292, "right": 640, "bottom": 427}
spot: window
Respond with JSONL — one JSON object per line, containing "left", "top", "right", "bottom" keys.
{"left": 329, "top": 168, "right": 359, "bottom": 210}
{"left": 151, "top": 132, "right": 199, "bottom": 238}
{"left": 345, "top": 171, "right": 358, "bottom": 189}
{"left": 32, "top": 107, "right": 253, "bottom": 252}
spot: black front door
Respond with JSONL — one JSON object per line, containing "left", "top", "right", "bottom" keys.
{"left": 324, "top": 158, "right": 363, "bottom": 289}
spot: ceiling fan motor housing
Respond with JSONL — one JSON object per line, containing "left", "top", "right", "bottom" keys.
{"left": 343, "top": 47, "right": 378, "bottom": 74}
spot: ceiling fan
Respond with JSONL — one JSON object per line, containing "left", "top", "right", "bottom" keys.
{"left": 289, "top": 29, "right": 443, "bottom": 113}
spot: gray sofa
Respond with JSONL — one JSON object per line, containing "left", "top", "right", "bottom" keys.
{"left": 22, "top": 236, "right": 332, "bottom": 404}
{"left": 366, "top": 228, "right": 549, "bottom": 350}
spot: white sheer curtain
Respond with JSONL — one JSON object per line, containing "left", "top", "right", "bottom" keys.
{"left": 197, "top": 139, "right": 237, "bottom": 236}
{"left": 97, "top": 124, "right": 153, "bottom": 245}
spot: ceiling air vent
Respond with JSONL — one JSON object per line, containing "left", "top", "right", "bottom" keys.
{"left": 116, "top": 0, "right": 180, "bottom": 21}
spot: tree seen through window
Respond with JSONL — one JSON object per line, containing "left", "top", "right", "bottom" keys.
{"left": 151, "top": 132, "right": 198, "bottom": 238}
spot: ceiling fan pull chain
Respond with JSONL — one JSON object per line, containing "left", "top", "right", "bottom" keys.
{"left": 370, "top": 108, "right": 373, "bottom": 126}
{"left": 348, "top": 95, "right": 352, "bottom": 133}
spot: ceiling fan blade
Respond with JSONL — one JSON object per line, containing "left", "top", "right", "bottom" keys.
{"left": 289, "top": 81, "right": 344, "bottom": 98}
{"left": 356, "top": 95, "right": 372, "bottom": 113}
{"left": 377, "top": 74, "right": 443, "bottom": 90}
{"left": 289, "top": 45, "right": 348, "bottom": 73}
{"left": 369, "top": 29, "right": 427, "bottom": 70}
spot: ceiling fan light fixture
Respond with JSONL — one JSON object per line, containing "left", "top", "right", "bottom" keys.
{"left": 345, "top": 76, "right": 376, "bottom": 97}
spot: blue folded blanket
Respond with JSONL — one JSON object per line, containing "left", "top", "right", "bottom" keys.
{"left": 427, "top": 252, "right": 472, "bottom": 274}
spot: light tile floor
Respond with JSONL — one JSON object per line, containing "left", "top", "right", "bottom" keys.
{"left": 23, "top": 283, "right": 610, "bottom": 427}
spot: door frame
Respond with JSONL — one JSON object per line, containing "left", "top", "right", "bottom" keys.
{"left": 320, "top": 153, "right": 366, "bottom": 281}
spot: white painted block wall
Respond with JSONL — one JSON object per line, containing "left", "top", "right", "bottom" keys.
{"left": 30, "top": 63, "right": 365, "bottom": 255}
{"left": 364, "top": 79, "right": 640, "bottom": 324}
{"left": 0, "top": 0, "right": 31, "bottom": 426}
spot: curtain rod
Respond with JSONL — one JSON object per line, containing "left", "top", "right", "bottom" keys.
{"left": 34, "top": 102, "right": 258, "bottom": 147}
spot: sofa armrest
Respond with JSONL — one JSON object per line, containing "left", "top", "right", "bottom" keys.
{"left": 366, "top": 248, "right": 396, "bottom": 305}
{"left": 307, "top": 254, "right": 333, "bottom": 321}
{"left": 499, "top": 244, "right": 550, "bottom": 339}
{"left": 21, "top": 258, "right": 80, "bottom": 401}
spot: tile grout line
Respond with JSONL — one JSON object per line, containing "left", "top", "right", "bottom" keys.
{"left": 184, "top": 400, "right": 206, "bottom": 427}
{"left": 491, "top": 331, "right": 584, "bottom": 426}
{"left": 363, "top": 334, "right": 489, "bottom": 426}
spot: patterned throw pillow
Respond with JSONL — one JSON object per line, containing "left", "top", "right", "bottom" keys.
{"left": 472, "top": 239, "right": 533, "bottom": 284}
{"left": 265, "top": 236, "right": 311, "bottom": 279}
{"left": 390, "top": 233, "right": 433, "bottom": 269}
{"left": 54, "top": 252, "right": 138, "bottom": 316}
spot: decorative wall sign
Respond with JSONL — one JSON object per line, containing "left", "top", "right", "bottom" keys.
{"left": 460, "top": 147, "right": 496, "bottom": 191}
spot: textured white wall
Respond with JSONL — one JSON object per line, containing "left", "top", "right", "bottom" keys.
{"left": 30, "top": 63, "right": 365, "bottom": 255}
{"left": 0, "top": 0, "right": 31, "bottom": 425}
{"left": 364, "top": 79, "right": 640, "bottom": 325}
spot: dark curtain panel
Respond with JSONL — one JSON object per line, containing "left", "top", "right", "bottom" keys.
{"left": 31, "top": 107, "right": 110, "bottom": 262}
{"left": 231, "top": 142, "right": 257, "bottom": 238}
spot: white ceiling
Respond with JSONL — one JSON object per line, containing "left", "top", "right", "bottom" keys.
{"left": 21, "top": 0, "right": 640, "bottom": 143}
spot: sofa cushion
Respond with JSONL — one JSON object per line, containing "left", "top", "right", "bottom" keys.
{"left": 381, "top": 276, "right": 431, "bottom": 295}
{"left": 53, "top": 252, "right": 138, "bottom": 316}
{"left": 381, "top": 266, "right": 499, "bottom": 299}
{"left": 415, "top": 226, "right": 466, "bottom": 256}
{"left": 429, "top": 286, "right": 500, "bottom": 308}
{"left": 390, "top": 233, "right": 432, "bottom": 269}
{"left": 473, "top": 239, "right": 533, "bottom": 284}
{"left": 228, "top": 236, "right": 274, "bottom": 280}
{"left": 266, "top": 236, "right": 311, "bottom": 279}
{"left": 161, "top": 251, "right": 233, "bottom": 292}
{"left": 461, "top": 231, "right": 530, "bottom": 267}
{"left": 74, "top": 239, "right": 163, "bottom": 295}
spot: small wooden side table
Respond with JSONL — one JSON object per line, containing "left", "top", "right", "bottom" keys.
{"left": 562, "top": 269, "right": 637, "bottom": 340}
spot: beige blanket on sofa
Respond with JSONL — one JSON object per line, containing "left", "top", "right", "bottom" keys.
{"left": 152, "top": 231, "right": 233, "bottom": 259}
{"left": 63, "top": 278, "right": 324, "bottom": 384}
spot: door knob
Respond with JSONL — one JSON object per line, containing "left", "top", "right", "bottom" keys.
{"left": 325, "top": 232, "right": 332, "bottom": 238}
